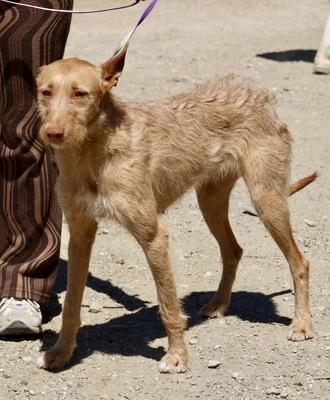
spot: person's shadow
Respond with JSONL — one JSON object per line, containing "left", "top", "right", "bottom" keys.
{"left": 256, "top": 49, "right": 316, "bottom": 63}
{"left": 39, "top": 259, "right": 292, "bottom": 370}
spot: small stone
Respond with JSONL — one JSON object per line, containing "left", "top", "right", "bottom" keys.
{"left": 189, "top": 339, "right": 199, "bottom": 345}
{"left": 207, "top": 359, "right": 221, "bottom": 369}
{"left": 242, "top": 204, "right": 258, "bottom": 216}
{"left": 280, "top": 387, "right": 290, "bottom": 398}
{"left": 304, "top": 219, "right": 316, "bottom": 227}
{"left": 231, "top": 371, "right": 241, "bottom": 379}
{"left": 127, "top": 264, "right": 138, "bottom": 269}
{"left": 266, "top": 387, "right": 281, "bottom": 395}
{"left": 89, "top": 301, "right": 103, "bottom": 313}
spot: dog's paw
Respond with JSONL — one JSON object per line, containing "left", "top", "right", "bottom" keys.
{"left": 287, "top": 319, "right": 314, "bottom": 341}
{"left": 37, "top": 349, "right": 72, "bottom": 370}
{"left": 158, "top": 353, "right": 188, "bottom": 374}
{"left": 198, "top": 302, "right": 227, "bottom": 318}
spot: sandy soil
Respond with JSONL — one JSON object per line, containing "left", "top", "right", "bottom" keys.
{"left": 0, "top": 0, "right": 329, "bottom": 399}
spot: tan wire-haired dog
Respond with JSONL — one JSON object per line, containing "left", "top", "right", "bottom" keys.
{"left": 36, "top": 44, "right": 316, "bottom": 372}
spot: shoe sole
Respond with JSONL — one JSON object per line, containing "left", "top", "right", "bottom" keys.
{"left": 0, "top": 320, "right": 42, "bottom": 336}
{"left": 313, "top": 65, "right": 330, "bottom": 74}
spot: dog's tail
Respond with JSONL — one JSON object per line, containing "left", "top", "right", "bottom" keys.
{"left": 289, "top": 172, "right": 318, "bottom": 196}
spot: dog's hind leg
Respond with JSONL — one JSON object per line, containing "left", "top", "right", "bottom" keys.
{"left": 243, "top": 169, "right": 314, "bottom": 341}
{"left": 39, "top": 211, "right": 98, "bottom": 369}
{"left": 196, "top": 178, "right": 243, "bottom": 318}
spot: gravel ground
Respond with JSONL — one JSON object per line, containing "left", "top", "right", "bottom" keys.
{"left": 0, "top": 0, "right": 329, "bottom": 399}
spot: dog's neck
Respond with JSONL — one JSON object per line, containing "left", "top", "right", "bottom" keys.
{"left": 99, "top": 92, "right": 127, "bottom": 131}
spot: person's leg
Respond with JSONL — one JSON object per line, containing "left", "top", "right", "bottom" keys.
{"left": 0, "top": 1, "right": 73, "bottom": 334}
{"left": 314, "top": 10, "right": 330, "bottom": 74}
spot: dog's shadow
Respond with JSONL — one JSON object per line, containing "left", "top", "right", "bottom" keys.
{"left": 40, "top": 259, "right": 292, "bottom": 370}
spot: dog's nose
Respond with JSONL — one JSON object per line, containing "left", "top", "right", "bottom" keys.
{"left": 46, "top": 125, "right": 64, "bottom": 140}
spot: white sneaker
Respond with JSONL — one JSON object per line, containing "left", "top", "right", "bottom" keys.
{"left": 313, "top": 53, "right": 330, "bottom": 74}
{"left": 0, "top": 298, "right": 42, "bottom": 336}
{"left": 314, "top": 12, "right": 330, "bottom": 74}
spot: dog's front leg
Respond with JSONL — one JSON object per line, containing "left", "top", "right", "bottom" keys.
{"left": 38, "top": 213, "right": 98, "bottom": 369}
{"left": 140, "top": 222, "right": 188, "bottom": 373}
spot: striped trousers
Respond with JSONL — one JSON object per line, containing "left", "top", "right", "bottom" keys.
{"left": 0, "top": 1, "right": 73, "bottom": 303}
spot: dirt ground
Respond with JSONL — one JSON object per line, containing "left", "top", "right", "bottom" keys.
{"left": 0, "top": 0, "right": 329, "bottom": 399}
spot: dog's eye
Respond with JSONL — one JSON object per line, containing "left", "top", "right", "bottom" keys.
{"left": 74, "top": 91, "right": 88, "bottom": 98}
{"left": 42, "top": 90, "right": 51, "bottom": 97}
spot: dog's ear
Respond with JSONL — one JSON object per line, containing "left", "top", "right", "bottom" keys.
{"left": 100, "top": 43, "right": 129, "bottom": 92}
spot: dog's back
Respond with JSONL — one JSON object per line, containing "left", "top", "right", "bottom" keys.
{"left": 120, "top": 74, "right": 292, "bottom": 212}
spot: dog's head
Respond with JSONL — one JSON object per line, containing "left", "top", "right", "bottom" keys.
{"left": 36, "top": 44, "right": 128, "bottom": 149}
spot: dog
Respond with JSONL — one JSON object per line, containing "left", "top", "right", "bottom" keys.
{"left": 36, "top": 43, "right": 316, "bottom": 372}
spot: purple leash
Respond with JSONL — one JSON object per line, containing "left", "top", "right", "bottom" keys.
{"left": 111, "top": 0, "right": 158, "bottom": 58}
